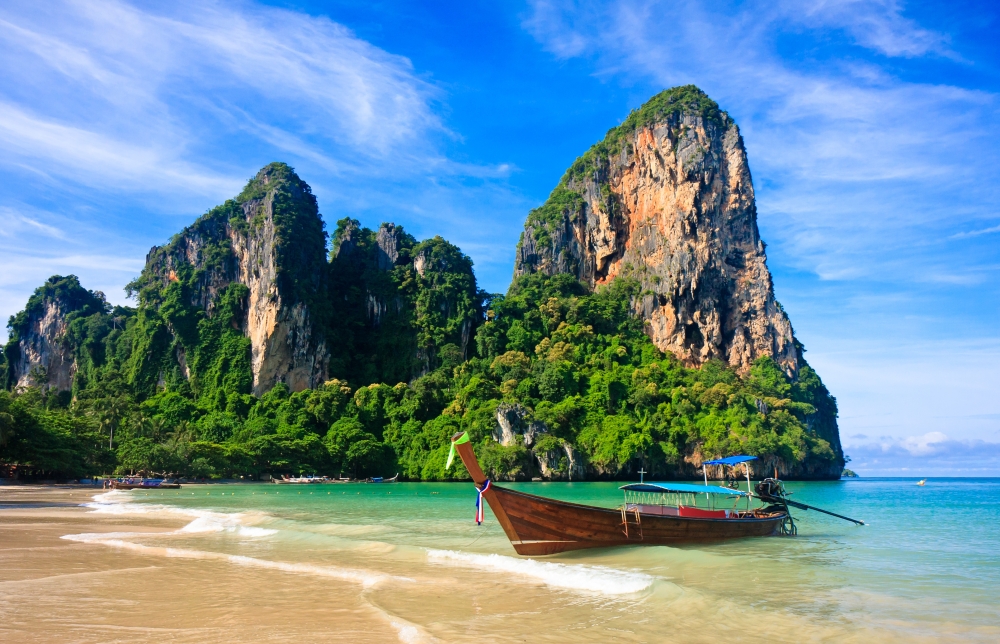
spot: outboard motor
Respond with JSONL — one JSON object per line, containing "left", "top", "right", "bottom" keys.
{"left": 755, "top": 478, "right": 797, "bottom": 535}
{"left": 755, "top": 477, "right": 786, "bottom": 499}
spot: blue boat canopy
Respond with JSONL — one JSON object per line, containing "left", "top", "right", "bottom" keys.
{"left": 619, "top": 482, "right": 749, "bottom": 496}
{"left": 702, "top": 455, "right": 758, "bottom": 466}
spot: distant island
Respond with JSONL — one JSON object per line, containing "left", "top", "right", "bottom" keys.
{"left": 0, "top": 86, "right": 844, "bottom": 482}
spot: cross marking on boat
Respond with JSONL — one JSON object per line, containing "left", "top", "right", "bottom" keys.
{"left": 638, "top": 468, "right": 646, "bottom": 483}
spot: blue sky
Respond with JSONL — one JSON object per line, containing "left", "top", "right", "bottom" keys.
{"left": 1, "top": 0, "right": 997, "bottom": 475}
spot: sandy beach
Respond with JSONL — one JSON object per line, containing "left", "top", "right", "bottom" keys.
{"left": 0, "top": 486, "right": 407, "bottom": 643}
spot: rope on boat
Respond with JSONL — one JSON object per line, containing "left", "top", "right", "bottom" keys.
{"left": 463, "top": 522, "right": 500, "bottom": 548}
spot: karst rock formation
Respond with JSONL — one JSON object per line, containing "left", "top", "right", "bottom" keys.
{"left": 141, "top": 163, "right": 330, "bottom": 395}
{"left": 2, "top": 276, "right": 107, "bottom": 392}
{"left": 515, "top": 86, "right": 798, "bottom": 376}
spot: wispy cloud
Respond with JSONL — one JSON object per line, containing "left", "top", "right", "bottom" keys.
{"left": 522, "top": 0, "right": 1000, "bottom": 286}
{"left": 0, "top": 205, "right": 147, "bottom": 336}
{"left": 0, "top": 207, "right": 67, "bottom": 240}
{"left": 805, "top": 335, "right": 1000, "bottom": 453}
{"left": 789, "top": 0, "right": 956, "bottom": 59}
{"left": 950, "top": 224, "right": 1000, "bottom": 239}
{"left": 0, "top": 0, "right": 530, "bottom": 338}
{"left": 0, "top": 101, "right": 240, "bottom": 196}
{"left": 0, "top": 0, "right": 452, "bottom": 197}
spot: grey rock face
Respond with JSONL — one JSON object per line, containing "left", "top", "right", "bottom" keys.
{"left": 375, "top": 223, "right": 402, "bottom": 271}
{"left": 515, "top": 111, "right": 797, "bottom": 376}
{"left": 10, "top": 300, "right": 76, "bottom": 392}
{"left": 334, "top": 219, "right": 362, "bottom": 261}
{"left": 145, "top": 164, "right": 329, "bottom": 395}
{"left": 231, "top": 188, "right": 328, "bottom": 394}
{"left": 493, "top": 403, "right": 546, "bottom": 447}
{"left": 6, "top": 276, "right": 108, "bottom": 393}
{"left": 412, "top": 250, "right": 428, "bottom": 277}
{"left": 491, "top": 403, "right": 588, "bottom": 481}
{"left": 535, "top": 441, "right": 587, "bottom": 481}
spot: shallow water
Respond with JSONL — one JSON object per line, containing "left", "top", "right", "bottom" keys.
{"left": 11, "top": 478, "right": 1000, "bottom": 642}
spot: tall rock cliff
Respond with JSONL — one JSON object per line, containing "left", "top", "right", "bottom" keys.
{"left": 135, "top": 163, "right": 330, "bottom": 395}
{"left": 3, "top": 275, "right": 109, "bottom": 392}
{"left": 329, "top": 219, "right": 482, "bottom": 385}
{"left": 515, "top": 86, "right": 797, "bottom": 376}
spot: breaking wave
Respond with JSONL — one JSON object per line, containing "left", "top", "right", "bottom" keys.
{"left": 61, "top": 532, "right": 402, "bottom": 588}
{"left": 426, "top": 549, "right": 654, "bottom": 595}
{"left": 83, "top": 490, "right": 277, "bottom": 537}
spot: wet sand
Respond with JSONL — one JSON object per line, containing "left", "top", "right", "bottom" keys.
{"left": 0, "top": 486, "right": 403, "bottom": 643}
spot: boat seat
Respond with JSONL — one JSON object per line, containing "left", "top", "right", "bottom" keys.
{"left": 677, "top": 506, "right": 729, "bottom": 518}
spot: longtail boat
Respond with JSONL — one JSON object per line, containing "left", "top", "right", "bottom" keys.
{"left": 272, "top": 475, "right": 331, "bottom": 484}
{"left": 109, "top": 478, "right": 180, "bottom": 490}
{"left": 448, "top": 431, "right": 862, "bottom": 556}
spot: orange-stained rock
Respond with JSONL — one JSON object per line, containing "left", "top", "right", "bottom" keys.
{"left": 516, "top": 87, "right": 797, "bottom": 376}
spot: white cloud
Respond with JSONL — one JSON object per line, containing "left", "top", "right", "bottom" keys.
{"left": 788, "top": 0, "right": 953, "bottom": 58}
{"left": 805, "top": 336, "right": 1000, "bottom": 446}
{"left": 847, "top": 432, "right": 1000, "bottom": 475}
{"left": 521, "top": 1, "right": 1000, "bottom": 286}
{"left": 0, "top": 0, "right": 449, "bottom": 196}
{"left": 0, "top": 0, "right": 529, "bottom": 340}
{"left": 0, "top": 102, "right": 240, "bottom": 197}
{"left": 0, "top": 208, "right": 67, "bottom": 240}
{"left": 899, "top": 431, "right": 949, "bottom": 455}
{"left": 950, "top": 224, "right": 1000, "bottom": 239}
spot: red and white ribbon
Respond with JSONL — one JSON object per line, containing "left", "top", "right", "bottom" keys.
{"left": 476, "top": 480, "right": 491, "bottom": 525}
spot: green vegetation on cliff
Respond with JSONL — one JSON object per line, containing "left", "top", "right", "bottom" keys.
{"left": 3, "top": 271, "right": 838, "bottom": 481}
{"left": 327, "top": 219, "right": 484, "bottom": 386}
{"left": 2, "top": 139, "right": 843, "bottom": 481}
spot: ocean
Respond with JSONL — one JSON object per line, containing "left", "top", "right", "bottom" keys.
{"left": 29, "top": 478, "right": 1000, "bottom": 642}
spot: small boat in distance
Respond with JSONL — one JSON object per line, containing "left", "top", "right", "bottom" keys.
{"left": 917, "top": 479, "right": 927, "bottom": 486}
{"left": 366, "top": 474, "right": 399, "bottom": 483}
{"left": 108, "top": 478, "right": 180, "bottom": 490}
{"left": 272, "top": 475, "right": 331, "bottom": 484}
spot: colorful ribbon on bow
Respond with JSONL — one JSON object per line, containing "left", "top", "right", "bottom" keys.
{"left": 476, "top": 480, "right": 491, "bottom": 525}
{"left": 446, "top": 431, "right": 470, "bottom": 470}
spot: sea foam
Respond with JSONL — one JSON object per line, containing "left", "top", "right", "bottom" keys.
{"left": 83, "top": 490, "right": 277, "bottom": 537}
{"left": 426, "top": 549, "right": 654, "bottom": 595}
{"left": 61, "top": 532, "right": 401, "bottom": 588}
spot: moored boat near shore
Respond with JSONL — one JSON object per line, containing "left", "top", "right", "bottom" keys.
{"left": 448, "top": 432, "right": 863, "bottom": 556}
{"left": 448, "top": 432, "right": 789, "bottom": 555}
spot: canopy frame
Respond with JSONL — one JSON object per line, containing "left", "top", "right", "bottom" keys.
{"left": 702, "top": 455, "right": 758, "bottom": 509}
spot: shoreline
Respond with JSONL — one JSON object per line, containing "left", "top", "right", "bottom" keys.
{"left": 0, "top": 486, "right": 411, "bottom": 643}
{"left": 3, "top": 481, "right": 997, "bottom": 642}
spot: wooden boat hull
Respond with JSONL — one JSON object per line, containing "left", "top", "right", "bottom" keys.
{"left": 489, "top": 486, "right": 785, "bottom": 555}
{"left": 453, "top": 437, "right": 785, "bottom": 555}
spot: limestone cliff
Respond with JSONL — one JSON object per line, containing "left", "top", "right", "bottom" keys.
{"left": 138, "top": 163, "right": 329, "bottom": 395}
{"left": 329, "top": 219, "right": 482, "bottom": 385}
{"left": 515, "top": 86, "right": 797, "bottom": 376}
{"left": 3, "top": 275, "right": 109, "bottom": 392}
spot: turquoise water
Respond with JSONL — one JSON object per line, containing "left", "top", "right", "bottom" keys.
{"left": 86, "top": 478, "right": 1000, "bottom": 641}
